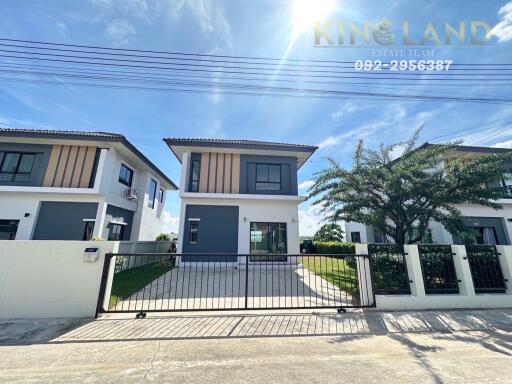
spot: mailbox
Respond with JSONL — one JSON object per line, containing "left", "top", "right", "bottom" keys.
{"left": 83, "top": 247, "right": 99, "bottom": 263}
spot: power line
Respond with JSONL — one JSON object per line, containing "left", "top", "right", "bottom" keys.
{"left": 1, "top": 37, "right": 511, "bottom": 66}
{"left": 0, "top": 42, "right": 511, "bottom": 72}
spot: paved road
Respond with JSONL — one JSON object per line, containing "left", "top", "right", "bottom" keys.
{"left": 2, "top": 309, "right": 512, "bottom": 383}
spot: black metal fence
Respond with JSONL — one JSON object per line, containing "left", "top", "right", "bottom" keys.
{"left": 465, "top": 245, "right": 507, "bottom": 294}
{"left": 418, "top": 245, "right": 459, "bottom": 294}
{"left": 368, "top": 244, "right": 411, "bottom": 295}
{"left": 96, "top": 253, "right": 375, "bottom": 315}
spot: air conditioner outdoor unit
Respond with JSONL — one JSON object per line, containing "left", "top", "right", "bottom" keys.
{"left": 125, "top": 188, "right": 138, "bottom": 200}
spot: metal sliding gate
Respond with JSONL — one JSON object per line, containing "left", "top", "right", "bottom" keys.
{"left": 96, "top": 253, "right": 375, "bottom": 317}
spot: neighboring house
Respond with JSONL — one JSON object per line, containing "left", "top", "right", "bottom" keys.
{"left": 164, "top": 138, "right": 317, "bottom": 261}
{"left": 0, "top": 128, "right": 177, "bottom": 241}
{"left": 345, "top": 144, "right": 512, "bottom": 246}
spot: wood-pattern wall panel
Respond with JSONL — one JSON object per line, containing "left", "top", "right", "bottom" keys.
{"left": 43, "top": 144, "right": 97, "bottom": 188}
{"left": 194, "top": 152, "right": 240, "bottom": 194}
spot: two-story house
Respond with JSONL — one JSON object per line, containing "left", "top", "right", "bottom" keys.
{"left": 0, "top": 128, "right": 177, "bottom": 241}
{"left": 345, "top": 144, "right": 512, "bottom": 246}
{"left": 164, "top": 138, "right": 317, "bottom": 262}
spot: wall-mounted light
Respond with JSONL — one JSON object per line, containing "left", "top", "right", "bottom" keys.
{"left": 292, "top": 217, "right": 296, "bottom": 223}
{"left": 24, "top": 213, "right": 30, "bottom": 218}
{"left": 243, "top": 217, "right": 247, "bottom": 222}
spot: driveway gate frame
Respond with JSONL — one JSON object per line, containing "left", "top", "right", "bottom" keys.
{"left": 96, "top": 253, "right": 376, "bottom": 317}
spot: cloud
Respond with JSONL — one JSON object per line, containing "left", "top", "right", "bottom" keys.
{"left": 318, "top": 104, "right": 438, "bottom": 152}
{"left": 492, "top": 140, "right": 512, "bottom": 149}
{"left": 170, "top": 0, "right": 233, "bottom": 49}
{"left": 298, "top": 204, "right": 326, "bottom": 236}
{"left": 106, "top": 20, "right": 136, "bottom": 45}
{"left": 162, "top": 211, "right": 180, "bottom": 234}
{"left": 298, "top": 180, "right": 315, "bottom": 190}
{"left": 330, "top": 101, "right": 364, "bottom": 122}
{"left": 489, "top": 1, "right": 512, "bottom": 42}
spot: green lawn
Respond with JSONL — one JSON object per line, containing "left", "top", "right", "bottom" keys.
{"left": 300, "top": 256, "right": 358, "bottom": 295}
{"left": 109, "top": 258, "right": 174, "bottom": 308}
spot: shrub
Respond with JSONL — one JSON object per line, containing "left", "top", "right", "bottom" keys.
{"left": 312, "top": 241, "right": 355, "bottom": 255}
{"left": 156, "top": 233, "right": 171, "bottom": 241}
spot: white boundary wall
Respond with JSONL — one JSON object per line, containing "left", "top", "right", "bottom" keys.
{"left": 365, "top": 244, "right": 512, "bottom": 310}
{"left": 0, "top": 240, "right": 118, "bottom": 319}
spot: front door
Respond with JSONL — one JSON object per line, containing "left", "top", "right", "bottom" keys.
{"left": 250, "top": 222, "right": 287, "bottom": 261}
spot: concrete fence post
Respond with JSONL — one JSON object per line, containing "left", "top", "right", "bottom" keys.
{"left": 355, "top": 244, "right": 374, "bottom": 306}
{"left": 403, "top": 245, "right": 426, "bottom": 297}
{"left": 451, "top": 245, "right": 475, "bottom": 296}
{"left": 495, "top": 245, "right": 512, "bottom": 295}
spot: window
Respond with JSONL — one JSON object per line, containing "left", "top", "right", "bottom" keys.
{"left": 189, "top": 159, "right": 200, "bottom": 192}
{"left": 501, "top": 173, "right": 512, "bottom": 198}
{"left": 82, "top": 221, "right": 95, "bottom": 241}
{"left": 255, "top": 164, "right": 281, "bottom": 191}
{"left": 118, "top": 164, "right": 133, "bottom": 187}
{"left": 0, "top": 152, "right": 36, "bottom": 182}
{"left": 250, "top": 222, "right": 287, "bottom": 261}
{"left": 189, "top": 221, "right": 199, "bottom": 244}
{"left": 159, "top": 187, "right": 165, "bottom": 203}
{"left": 0, "top": 219, "right": 19, "bottom": 240}
{"left": 108, "top": 223, "right": 124, "bottom": 241}
{"left": 351, "top": 232, "right": 361, "bottom": 243}
{"left": 469, "top": 226, "right": 499, "bottom": 245}
{"left": 148, "top": 178, "right": 157, "bottom": 208}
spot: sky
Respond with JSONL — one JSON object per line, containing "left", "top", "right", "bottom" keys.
{"left": 0, "top": 0, "right": 511, "bottom": 236}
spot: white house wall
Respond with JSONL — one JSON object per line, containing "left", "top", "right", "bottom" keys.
{"left": 93, "top": 147, "right": 166, "bottom": 240}
{"left": 431, "top": 202, "right": 512, "bottom": 244}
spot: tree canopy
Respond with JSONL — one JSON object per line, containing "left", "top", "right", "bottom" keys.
{"left": 313, "top": 223, "right": 344, "bottom": 242}
{"left": 308, "top": 130, "right": 512, "bottom": 245}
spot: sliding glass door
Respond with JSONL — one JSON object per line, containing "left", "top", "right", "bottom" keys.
{"left": 250, "top": 222, "right": 287, "bottom": 261}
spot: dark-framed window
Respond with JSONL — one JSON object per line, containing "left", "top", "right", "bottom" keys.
{"left": 0, "top": 219, "right": 19, "bottom": 240}
{"left": 0, "top": 152, "right": 36, "bottom": 182}
{"left": 159, "top": 187, "right": 165, "bottom": 203}
{"left": 148, "top": 178, "right": 157, "bottom": 208}
{"left": 255, "top": 163, "right": 281, "bottom": 191}
{"left": 189, "top": 221, "right": 199, "bottom": 244}
{"left": 118, "top": 163, "right": 134, "bottom": 187}
{"left": 108, "top": 223, "right": 125, "bottom": 241}
{"left": 189, "top": 159, "right": 200, "bottom": 192}
{"left": 83, "top": 221, "right": 95, "bottom": 241}
{"left": 351, "top": 232, "right": 361, "bottom": 243}
{"left": 250, "top": 222, "right": 287, "bottom": 254}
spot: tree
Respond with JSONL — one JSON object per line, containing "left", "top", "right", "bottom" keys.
{"left": 308, "top": 130, "right": 512, "bottom": 245}
{"left": 156, "top": 233, "right": 171, "bottom": 241}
{"left": 313, "top": 223, "right": 344, "bottom": 242}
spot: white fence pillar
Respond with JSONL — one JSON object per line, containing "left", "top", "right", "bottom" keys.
{"left": 451, "top": 245, "right": 475, "bottom": 296}
{"left": 355, "top": 244, "right": 374, "bottom": 306}
{"left": 403, "top": 245, "right": 426, "bottom": 297}
{"left": 496, "top": 246, "right": 512, "bottom": 295}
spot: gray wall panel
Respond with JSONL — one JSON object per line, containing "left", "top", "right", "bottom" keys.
{"left": 239, "top": 155, "right": 298, "bottom": 195}
{"left": 32, "top": 201, "right": 98, "bottom": 240}
{"left": 0, "top": 143, "right": 52, "bottom": 186}
{"left": 182, "top": 204, "right": 239, "bottom": 262}
{"left": 102, "top": 204, "right": 134, "bottom": 241}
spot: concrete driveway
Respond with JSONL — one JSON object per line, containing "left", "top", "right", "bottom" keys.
{"left": 2, "top": 309, "right": 512, "bottom": 383}
{"left": 110, "top": 264, "right": 354, "bottom": 311}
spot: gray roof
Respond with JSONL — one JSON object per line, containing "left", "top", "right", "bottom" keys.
{"left": 164, "top": 138, "right": 318, "bottom": 152}
{"left": 419, "top": 142, "right": 512, "bottom": 154}
{"left": 164, "top": 138, "right": 318, "bottom": 169}
{"left": 0, "top": 128, "right": 178, "bottom": 189}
